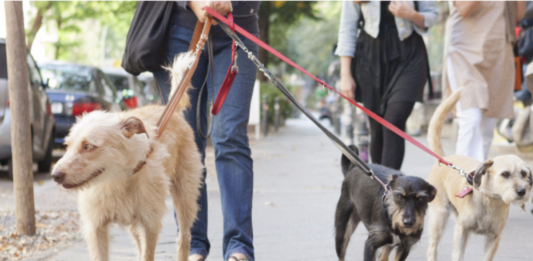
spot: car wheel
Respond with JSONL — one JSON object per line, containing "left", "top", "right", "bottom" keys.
{"left": 37, "top": 131, "right": 54, "bottom": 173}
{"left": 7, "top": 158, "right": 13, "bottom": 180}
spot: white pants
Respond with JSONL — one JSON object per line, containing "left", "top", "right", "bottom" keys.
{"left": 447, "top": 57, "right": 496, "bottom": 162}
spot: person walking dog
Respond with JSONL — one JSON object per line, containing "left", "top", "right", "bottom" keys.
{"left": 336, "top": 1, "right": 438, "bottom": 170}
{"left": 151, "top": 2, "right": 260, "bottom": 261}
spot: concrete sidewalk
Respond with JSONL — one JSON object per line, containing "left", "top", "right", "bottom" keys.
{"left": 39, "top": 115, "right": 533, "bottom": 260}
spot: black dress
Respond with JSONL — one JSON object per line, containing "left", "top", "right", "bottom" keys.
{"left": 353, "top": 1, "right": 428, "bottom": 115}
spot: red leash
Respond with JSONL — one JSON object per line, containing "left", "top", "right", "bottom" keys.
{"left": 205, "top": 7, "right": 452, "bottom": 167}
{"left": 212, "top": 12, "right": 238, "bottom": 115}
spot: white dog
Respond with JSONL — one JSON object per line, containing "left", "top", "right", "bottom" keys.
{"left": 426, "top": 89, "right": 533, "bottom": 261}
{"left": 51, "top": 53, "right": 203, "bottom": 261}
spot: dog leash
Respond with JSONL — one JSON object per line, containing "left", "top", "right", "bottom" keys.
{"left": 204, "top": 10, "right": 389, "bottom": 192}
{"left": 130, "top": 19, "right": 212, "bottom": 176}
{"left": 156, "top": 18, "right": 213, "bottom": 137}
{"left": 205, "top": 7, "right": 474, "bottom": 189}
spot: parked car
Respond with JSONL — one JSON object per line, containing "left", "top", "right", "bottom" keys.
{"left": 0, "top": 39, "right": 56, "bottom": 177}
{"left": 103, "top": 68, "right": 161, "bottom": 108}
{"left": 137, "top": 73, "right": 162, "bottom": 105}
{"left": 39, "top": 62, "right": 125, "bottom": 147}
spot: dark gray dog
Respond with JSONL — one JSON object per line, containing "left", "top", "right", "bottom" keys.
{"left": 335, "top": 146, "right": 436, "bottom": 261}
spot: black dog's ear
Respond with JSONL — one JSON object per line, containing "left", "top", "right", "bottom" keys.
{"left": 473, "top": 159, "right": 494, "bottom": 187}
{"left": 387, "top": 174, "right": 400, "bottom": 186}
{"left": 341, "top": 145, "right": 360, "bottom": 175}
{"left": 426, "top": 184, "right": 437, "bottom": 203}
{"left": 348, "top": 145, "right": 359, "bottom": 155}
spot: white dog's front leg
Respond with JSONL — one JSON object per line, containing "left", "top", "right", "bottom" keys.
{"left": 452, "top": 224, "right": 470, "bottom": 261}
{"left": 85, "top": 224, "right": 109, "bottom": 261}
{"left": 483, "top": 234, "right": 500, "bottom": 261}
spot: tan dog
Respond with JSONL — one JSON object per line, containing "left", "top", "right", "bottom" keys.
{"left": 426, "top": 89, "right": 533, "bottom": 261}
{"left": 51, "top": 53, "right": 203, "bottom": 261}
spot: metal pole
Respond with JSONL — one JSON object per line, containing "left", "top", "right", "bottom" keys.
{"left": 4, "top": 1, "right": 36, "bottom": 235}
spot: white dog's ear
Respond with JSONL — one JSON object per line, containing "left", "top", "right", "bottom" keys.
{"left": 473, "top": 159, "right": 494, "bottom": 187}
{"left": 121, "top": 117, "right": 149, "bottom": 139}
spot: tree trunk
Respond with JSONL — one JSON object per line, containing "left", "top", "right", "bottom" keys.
{"left": 26, "top": 2, "right": 52, "bottom": 50}
{"left": 257, "top": 2, "right": 270, "bottom": 82}
{"left": 4, "top": 0, "right": 36, "bottom": 236}
{"left": 54, "top": 17, "right": 62, "bottom": 60}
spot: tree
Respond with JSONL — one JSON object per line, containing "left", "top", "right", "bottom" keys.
{"left": 25, "top": 1, "right": 52, "bottom": 50}
{"left": 285, "top": 2, "right": 342, "bottom": 77}
{"left": 257, "top": 1, "right": 318, "bottom": 81}
{"left": 25, "top": 1, "right": 137, "bottom": 63}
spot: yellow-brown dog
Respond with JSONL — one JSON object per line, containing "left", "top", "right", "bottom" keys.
{"left": 426, "top": 89, "right": 532, "bottom": 261}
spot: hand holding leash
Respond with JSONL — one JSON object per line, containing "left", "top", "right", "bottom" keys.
{"left": 188, "top": 1, "right": 231, "bottom": 25}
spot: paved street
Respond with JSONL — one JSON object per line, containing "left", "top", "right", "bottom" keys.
{"left": 1, "top": 114, "right": 532, "bottom": 260}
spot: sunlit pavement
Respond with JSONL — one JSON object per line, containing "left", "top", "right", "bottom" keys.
{"left": 3, "top": 114, "right": 531, "bottom": 260}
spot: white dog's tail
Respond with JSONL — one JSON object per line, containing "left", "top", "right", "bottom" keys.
{"left": 165, "top": 51, "right": 196, "bottom": 110}
{"left": 427, "top": 89, "right": 462, "bottom": 158}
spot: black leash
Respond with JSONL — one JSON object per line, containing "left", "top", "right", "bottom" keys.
{"left": 216, "top": 21, "right": 389, "bottom": 193}
{"left": 197, "top": 33, "right": 215, "bottom": 139}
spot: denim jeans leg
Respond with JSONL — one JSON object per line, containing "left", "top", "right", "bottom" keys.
{"left": 208, "top": 36, "right": 258, "bottom": 261}
{"left": 153, "top": 25, "right": 211, "bottom": 258}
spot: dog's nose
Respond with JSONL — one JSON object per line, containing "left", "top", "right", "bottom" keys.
{"left": 51, "top": 171, "right": 65, "bottom": 184}
{"left": 403, "top": 218, "right": 414, "bottom": 227}
{"left": 516, "top": 188, "right": 526, "bottom": 197}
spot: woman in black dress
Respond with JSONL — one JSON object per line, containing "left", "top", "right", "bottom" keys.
{"left": 336, "top": 1, "right": 438, "bottom": 170}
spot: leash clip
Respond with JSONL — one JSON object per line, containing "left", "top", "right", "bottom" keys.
{"left": 232, "top": 52, "right": 239, "bottom": 73}
{"left": 449, "top": 164, "right": 467, "bottom": 177}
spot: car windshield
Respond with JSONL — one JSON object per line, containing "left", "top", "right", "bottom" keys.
{"left": 40, "top": 64, "right": 93, "bottom": 92}
{"left": 107, "top": 75, "right": 129, "bottom": 91}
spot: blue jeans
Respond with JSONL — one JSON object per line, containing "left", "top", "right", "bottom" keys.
{"left": 153, "top": 25, "right": 257, "bottom": 261}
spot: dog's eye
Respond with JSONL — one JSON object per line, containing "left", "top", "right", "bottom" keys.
{"left": 396, "top": 195, "right": 403, "bottom": 200}
{"left": 84, "top": 144, "right": 94, "bottom": 151}
{"left": 521, "top": 170, "right": 528, "bottom": 178}
{"left": 418, "top": 197, "right": 425, "bottom": 202}
{"left": 501, "top": 171, "right": 511, "bottom": 178}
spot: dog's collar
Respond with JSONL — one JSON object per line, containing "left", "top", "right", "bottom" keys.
{"left": 466, "top": 170, "right": 475, "bottom": 186}
{"left": 132, "top": 147, "right": 154, "bottom": 175}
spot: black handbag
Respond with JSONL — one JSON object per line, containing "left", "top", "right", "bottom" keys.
{"left": 121, "top": 1, "right": 174, "bottom": 76}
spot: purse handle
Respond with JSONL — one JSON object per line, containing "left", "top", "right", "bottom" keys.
{"left": 156, "top": 17, "right": 213, "bottom": 138}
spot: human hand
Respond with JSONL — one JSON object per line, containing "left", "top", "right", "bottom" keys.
{"left": 341, "top": 74, "right": 356, "bottom": 101}
{"left": 388, "top": 1, "right": 416, "bottom": 20}
{"left": 187, "top": 1, "right": 232, "bottom": 25}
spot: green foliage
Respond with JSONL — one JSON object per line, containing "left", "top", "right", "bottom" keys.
{"left": 257, "top": 1, "right": 319, "bottom": 73}
{"left": 259, "top": 82, "right": 296, "bottom": 123}
{"left": 283, "top": 1, "right": 342, "bottom": 76}
{"left": 268, "top": 1, "right": 319, "bottom": 57}
{"left": 26, "top": 1, "right": 137, "bottom": 65}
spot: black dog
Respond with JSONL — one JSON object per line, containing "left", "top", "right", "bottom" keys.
{"left": 335, "top": 146, "right": 436, "bottom": 261}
